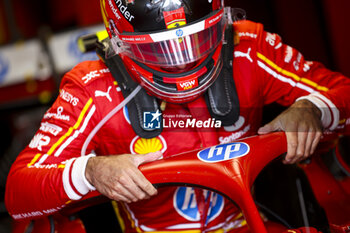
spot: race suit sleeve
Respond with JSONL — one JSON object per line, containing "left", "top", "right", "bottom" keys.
{"left": 256, "top": 29, "right": 350, "bottom": 131}
{"left": 5, "top": 62, "right": 106, "bottom": 220}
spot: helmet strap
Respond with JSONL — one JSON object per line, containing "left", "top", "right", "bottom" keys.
{"left": 204, "top": 24, "right": 240, "bottom": 126}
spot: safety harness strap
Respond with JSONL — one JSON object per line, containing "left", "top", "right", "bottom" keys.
{"left": 204, "top": 24, "right": 240, "bottom": 126}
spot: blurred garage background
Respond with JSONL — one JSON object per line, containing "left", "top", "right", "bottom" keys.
{"left": 0, "top": 0, "right": 349, "bottom": 232}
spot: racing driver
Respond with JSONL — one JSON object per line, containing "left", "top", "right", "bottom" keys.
{"left": 5, "top": 0, "right": 350, "bottom": 232}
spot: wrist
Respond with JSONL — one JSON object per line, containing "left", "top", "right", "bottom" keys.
{"left": 295, "top": 99, "right": 322, "bottom": 119}
{"left": 85, "top": 156, "right": 97, "bottom": 189}
{"left": 62, "top": 154, "right": 96, "bottom": 200}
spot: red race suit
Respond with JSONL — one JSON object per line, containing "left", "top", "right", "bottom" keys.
{"left": 5, "top": 20, "right": 350, "bottom": 232}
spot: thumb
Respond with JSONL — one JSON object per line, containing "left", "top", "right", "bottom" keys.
{"left": 133, "top": 151, "right": 163, "bottom": 167}
{"left": 258, "top": 121, "right": 278, "bottom": 135}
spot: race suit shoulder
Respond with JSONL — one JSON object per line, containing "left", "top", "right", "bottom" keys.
{"left": 233, "top": 20, "right": 350, "bottom": 131}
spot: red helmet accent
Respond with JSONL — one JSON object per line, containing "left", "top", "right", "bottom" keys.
{"left": 100, "top": 0, "right": 226, "bottom": 103}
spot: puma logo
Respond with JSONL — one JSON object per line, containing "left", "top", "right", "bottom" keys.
{"left": 95, "top": 86, "right": 112, "bottom": 102}
{"left": 234, "top": 48, "right": 253, "bottom": 63}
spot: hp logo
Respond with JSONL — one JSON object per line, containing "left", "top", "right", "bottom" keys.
{"left": 176, "top": 29, "right": 184, "bottom": 37}
{"left": 197, "top": 142, "right": 250, "bottom": 163}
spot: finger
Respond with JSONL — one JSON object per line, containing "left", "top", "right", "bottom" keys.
{"left": 284, "top": 131, "right": 298, "bottom": 164}
{"left": 133, "top": 151, "right": 163, "bottom": 167}
{"left": 118, "top": 172, "right": 151, "bottom": 200}
{"left": 108, "top": 190, "right": 133, "bottom": 203}
{"left": 100, "top": 184, "right": 134, "bottom": 203}
{"left": 129, "top": 168, "right": 158, "bottom": 197}
{"left": 310, "top": 131, "right": 322, "bottom": 154}
{"left": 294, "top": 130, "right": 308, "bottom": 163}
{"left": 302, "top": 130, "right": 315, "bottom": 160}
{"left": 258, "top": 120, "right": 279, "bottom": 135}
{"left": 111, "top": 172, "right": 148, "bottom": 202}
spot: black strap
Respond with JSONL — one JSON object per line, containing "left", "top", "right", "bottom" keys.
{"left": 204, "top": 24, "right": 240, "bottom": 126}
{"left": 97, "top": 48, "right": 162, "bottom": 139}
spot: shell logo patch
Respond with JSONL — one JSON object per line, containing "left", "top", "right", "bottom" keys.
{"left": 130, "top": 135, "right": 167, "bottom": 154}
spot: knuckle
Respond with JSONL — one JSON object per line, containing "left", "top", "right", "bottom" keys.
{"left": 137, "top": 192, "right": 147, "bottom": 200}
{"left": 316, "top": 131, "right": 323, "bottom": 139}
{"left": 144, "top": 182, "right": 155, "bottom": 192}
{"left": 309, "top": 131, "right": 316, "bottom": 137}
{"left": 290, "top": 142, "right": 298, "bottom": 149}
{"left": 296, "top": 151, "right": 304, "bottom": 158}
{"left": 106, "top": 190, "right": 114, "bottom": 199}
{"left": 111, "top": 193, "right": 121, "bottom": 201}
{"left": 143, "top": 183, "right": 156, "bottom": 195}
{"left": 113, "top": 183, "right": 122, "bottom": 192}
{"left": 118, "top": 175, "right": 128, "bottom": 184}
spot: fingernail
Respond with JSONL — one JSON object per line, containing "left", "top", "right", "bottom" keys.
{"left": 284, "top": 158, "right": 291, "bottom": 164}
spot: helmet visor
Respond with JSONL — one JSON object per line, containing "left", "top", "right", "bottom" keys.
{"left": 111, "top": 9, "right": 226, "bottom": 67}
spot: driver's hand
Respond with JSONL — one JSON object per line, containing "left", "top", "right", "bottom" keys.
{"left": 258, "top": 99, "right": 323, "bottom": 164}
{"left": 85, "top": 151, "right": 162, "bottom": 203}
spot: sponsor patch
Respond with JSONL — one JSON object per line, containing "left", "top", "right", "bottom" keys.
{"left": 177, "top": 78, "right": 198, "bottom": 91}
{"left": 234, "top": 48, "right": 253, "bottom": 63}
{"left": 238, "top": 32, "right": 257, "bottom": 39}
{"left": 130, "top": 135, "right": 167, "bottom": 154}
{"left": 293, "top": 53, "right": 302, "bottom": 71}
{"left": 197, "top": 142, "right": 249, "bottom": 163}
{"left": 173, "top": 187, "right": 224, "bottom": 222}
{"left": 60, "top": 89, "right": 79, "bottom": 106}
{"left": 111, "top": 0, "right": 135, "bottom": 22}
{"left": 163, "top": 7, "right": 187, "bottom": 29}
{"left": 95, "top": 86, "right": 113, "bottom": 102}
{"left": 40, "top": 122, "right": 62, "bottom": 136}
{"left": 265, "top": 32, "right": 277, "bottom": 47}
{"left": 43, "top": 107, "right": 70, "bottom": 121}
{"left": 219, "top": 125, "right": 251, "bottom": 144}
{"left": 163, "top": 7, "right": 187, "bottom": 43}
{"left": 82, "top": 70, "right": 101, "bottom": 84}
{"left": 29, "top": 133, "right": 51, "bottom": 151}
{"left": 284, "top": 46, "right": 293, "bottom": 63}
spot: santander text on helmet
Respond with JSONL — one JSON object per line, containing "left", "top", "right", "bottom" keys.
{"left": 111, "top": 0, "right": 135, "bottom": 22}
